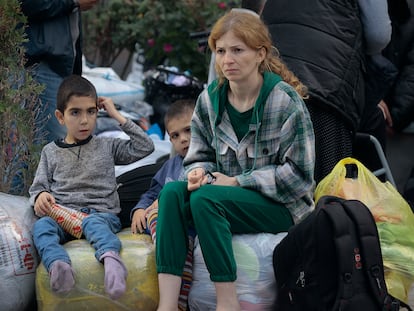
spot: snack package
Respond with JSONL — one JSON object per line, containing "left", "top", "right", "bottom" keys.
{"left": 47, "top": 204, "right": 88, "bottom": 239}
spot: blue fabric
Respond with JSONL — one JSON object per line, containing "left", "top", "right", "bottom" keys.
{"left": 31, "top": 62, "right": 67, "bottom": 142}
{"left": 82, "top": 213, "right": 122, "bottom": 261}
{"left": 21, "top": 0, "right": 82, "bottom": 78}
{"left": 146, "top": 123, "right": 164, "bottom": 140}
{"left": 32, "top": 216, "right": 72, "bottom": 271}
{"left": 32, "top": 212, "right": 122, "bottom": 271}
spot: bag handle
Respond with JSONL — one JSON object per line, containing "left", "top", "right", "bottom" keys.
{"left": 315, "top": 157, "right": 379, "bottom": 203}
{"left": 153, "top": 65, "right": 202, "bottom": 84}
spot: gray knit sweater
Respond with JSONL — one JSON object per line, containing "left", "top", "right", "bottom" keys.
{"left": 29, "top": 119, "right": 154, "bottom": 214}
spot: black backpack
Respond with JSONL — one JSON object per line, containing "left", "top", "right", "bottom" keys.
{"left": 273, "top": 195, "right": 408, "bottom": 311}
{"left": 116, "top": 154, "right": 168, "bottom": 228}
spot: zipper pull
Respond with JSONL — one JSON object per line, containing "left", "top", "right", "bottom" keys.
{"left": 296, "top": 271, "right": 305, "bottom": 287}
{"left": 370, "top": 266, "right": 382, "bottom": 290}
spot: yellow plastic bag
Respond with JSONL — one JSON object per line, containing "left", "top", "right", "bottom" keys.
{"left": 315, "top": 157, "right": 414, "bottom": 304}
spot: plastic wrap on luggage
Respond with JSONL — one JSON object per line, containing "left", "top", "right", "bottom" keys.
{"left": 189, "top": 232, "right": 287, "bottom": 311}
{"left": 36, "top": 230, "right": 158, "bottom": 311}
{"left": 0, "top": 192, "right": 39, "bottom": 311}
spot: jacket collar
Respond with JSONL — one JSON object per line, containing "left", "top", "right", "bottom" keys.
{"left": 208, "top": 72, "right": 282, "bottom": 126}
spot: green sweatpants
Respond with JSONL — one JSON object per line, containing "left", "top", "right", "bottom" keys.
{"left": 156, "top": 181, "right": 293, "bottom": 282}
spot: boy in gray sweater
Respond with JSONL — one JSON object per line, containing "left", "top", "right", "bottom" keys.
{"left": 29, "top": 75, "right": 154, "bottom": 299}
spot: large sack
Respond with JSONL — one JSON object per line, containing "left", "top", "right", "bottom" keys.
{"left": 189, "top": 232, "right": 287, "bottom": 311}
{"left": 0, "top": 192, "right": 39, "bottom": 311}
{"left": 36, "top": 230, "right": 158, "bottom": 311}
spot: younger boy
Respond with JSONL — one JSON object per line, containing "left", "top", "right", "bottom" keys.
{"left": 130, "top": 98, "right": 195, "bottom": 311}
{"left": 130, "top": 98, "right": 195, "bottom": 235}
{"left": 29, "top": 75, "right": 154, "bottom": 299}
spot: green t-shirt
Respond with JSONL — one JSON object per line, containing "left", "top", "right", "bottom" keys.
{"left": 226, "top": 100, "right": 253, "bottom": 141}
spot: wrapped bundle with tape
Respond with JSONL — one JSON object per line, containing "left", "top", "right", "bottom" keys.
{"left": 0, "top": 192, "right": 39, "bottom": 311}
{"left": 47, "top": 204, "right": 88, "bottom": 239}
{"left": 36, "top": 230, "right": 159, "bottom": 310}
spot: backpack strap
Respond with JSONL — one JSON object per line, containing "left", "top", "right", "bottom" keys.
{"left": 341, "top": 199, "right": 388, "bottom": 300}
{"left": 341, "top": 199, "right": 405, "bottom": 311}
{"left": 319, "top": 196, "right": 357, "bottom": 304}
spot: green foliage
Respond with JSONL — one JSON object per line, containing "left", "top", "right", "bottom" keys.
{"left": 0, "top": 0, "right": 43, "bottom": 195}
{"left": 82, "top": 0, "right": 240, "bottom": 82}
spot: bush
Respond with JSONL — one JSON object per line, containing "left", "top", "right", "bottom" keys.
{"left": 0, "top": 1, "right": 43, "bottom": 195}
{"left": 82, "top": 0, "right": 240, "bottom": 82}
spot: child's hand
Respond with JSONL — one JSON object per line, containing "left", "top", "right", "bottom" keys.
{"left": 131, "top": 208, "right": 147, "bottom": 234}
{"left": 34, "top": 192, "right": 55, "bottom": 217}
{"left": 98, "top": 96, "right": 127, "bottom": 125}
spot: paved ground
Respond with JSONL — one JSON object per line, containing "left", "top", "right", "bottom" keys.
{"left": 385, "top": 124, "right": 414, "bottom": 310}
{"left": 386, "top": 124, "right": 414, "bottom": 194}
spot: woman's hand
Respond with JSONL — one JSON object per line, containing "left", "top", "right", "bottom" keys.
{"left": 378, "top": 100, "right": 393, "bottom": 127}
{"left": 210, "top": 172, "right": 239, "bottom": 186}
{"left": 34, "top": 192, "right": 54, "bottom": 217}
{"left": 187, "top": 167, "right": 208, "bottom": 191}
{"left": 187, "top": 169, "right": 239, "bottom": 191}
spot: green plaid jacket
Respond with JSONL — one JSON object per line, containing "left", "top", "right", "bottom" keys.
{"left": 184, "top": 72, "right": 316, "bottom": 223}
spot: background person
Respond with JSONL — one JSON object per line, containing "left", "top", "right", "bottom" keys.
{"left": 21, "top": 0, "right": 99, "bottom": 143}
{"left": 382, "top": 0, "right": 414, "bottom": 132}
{"left": 262, "top": 0, "right": 391, "bottom": 182}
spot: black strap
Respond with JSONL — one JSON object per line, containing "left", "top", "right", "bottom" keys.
{"left": 319, "top": 197, "right": 355, "bottom": 302}
{"left": 318, "top": 195, "right": 395, "bottom": 310}
{"left": 341, "top": 199, "right": 388, "bottom": 303}
{"left": 342, "top": 199, "right": 412, "bottom": 311}
{"left": 398, "top": 300, "right": 414, "bottom": 311}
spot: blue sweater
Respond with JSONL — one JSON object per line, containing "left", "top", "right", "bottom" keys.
{"left": 130, "top": 155, "right": 184, "bottom": 219}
